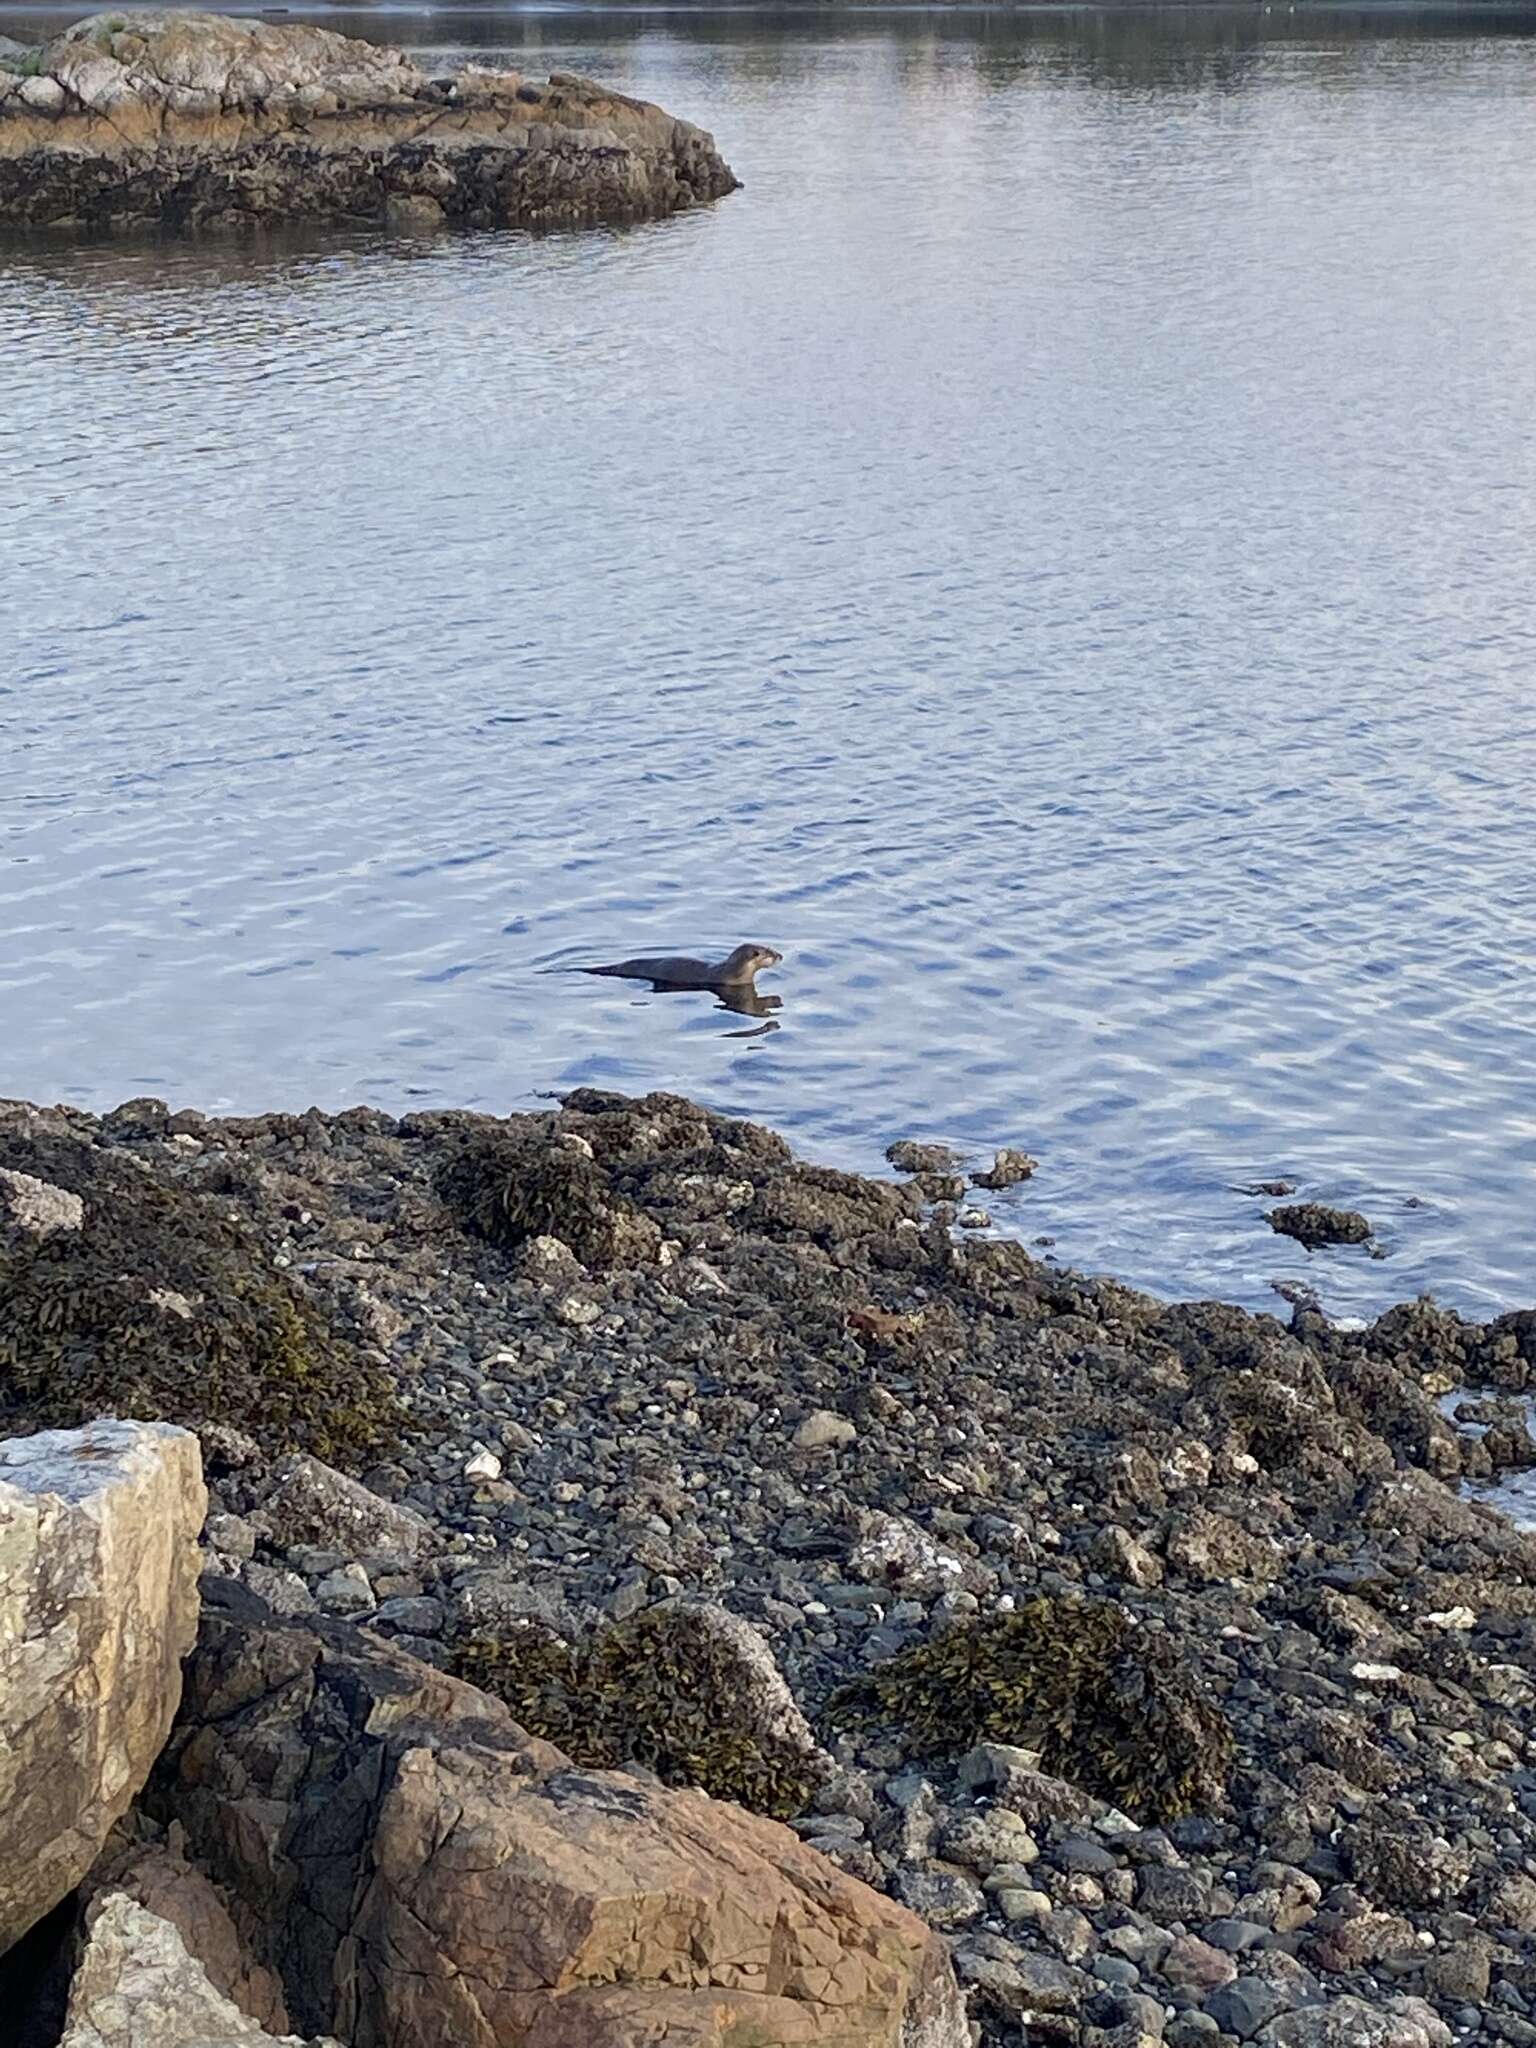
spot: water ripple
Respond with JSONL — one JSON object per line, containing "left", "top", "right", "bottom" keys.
{"left": 4, "top": 9, "right": 1536, "bottom": 1318}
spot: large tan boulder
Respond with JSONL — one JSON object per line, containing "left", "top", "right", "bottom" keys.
{"left": 60, "top": 1893, "right": 338, "bottom": 2048}
{"left": 0, "top": 1419, "right": 206, "bottom": 1955}
{"left": 156, "top": 1580, "right": 966, "bottom": 2048}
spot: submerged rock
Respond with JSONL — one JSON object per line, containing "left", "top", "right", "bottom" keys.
{"left": 0, "top": 12, "right": 738, "bottom": 233}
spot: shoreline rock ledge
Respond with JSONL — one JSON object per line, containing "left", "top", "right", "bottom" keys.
{"left": 0, "top": 11, "right": 739, "bottom": 232}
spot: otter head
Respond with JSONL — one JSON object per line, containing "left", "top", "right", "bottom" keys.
{"left": 719, "top": 943, "right": 782, "bottom": 984}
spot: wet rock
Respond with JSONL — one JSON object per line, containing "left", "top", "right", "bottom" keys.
{"left": 313, "top": 1562, "right": 374, "bottom": 1615}
{"left": 0, "top": 1166, "right": 82, "bottom": 1235}
{"left": 958, "top": 1745, "right": 1109, "bottom": 1829}
{"left": 1164, "top": 1510, "right": 1283, "bottom": 1584}
{"left": 1342, "top": 1802, "right": 1473, "bottom": 1909}
{"left": 1205, "top": 1978, "right": 1293, "bottom": 2039}
{"left": 1157, "top": 1934, "right": 1236, "bottom": 1992}
{"left": 851, "top": 1510, "right": 982, "bottom": 1597}
{"left": 369, "top": 1594, "right": 445, "bottom": 1636}
{"left": 896, "top": 1867, "right": 987, "bottom": 1929}
{"left": 887, "top": 1140, "right": 965, "bottom": 1175}
{"left": 938, "top": 1807, "right": 1040, "bottom": 1876}
{"left": 1267, "top": 1205, "right": 1372, "bottom": 1251}
{"left": 0, "top": 1419, "right": 205, "bottom": 1954}
{"left": 795, "top": 1408, "right": 858, "bottom": 1451}
{"left": 204, "top": 1510, "right": 258, "bottom": 1560}
{"left": 1010, "top": 1951, "right": 1091, "bottom": 2015}
{"left": 1491, "top": 1871, "right": 1536, "bottom": 1932}
{"left": 1420, "top": 1935, "right": 1492, "bottom": 2003}
{"left": 84, "top": 1830, "right": 290, "bottom": 2033}
{"left": 1093, "top": 1525, "right": 1165, "bottom": 1588}
{"left": 971, "top": 1149, "right": 1038, "bottom": 1191}
{"left": 1256, "top": 1996, "right": 1451, "bottom": 2048}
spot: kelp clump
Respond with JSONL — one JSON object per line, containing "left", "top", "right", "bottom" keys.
{"left": 435, "top": 1127, "right": 661, "bottom": 1268}
{"left": 0, "top": 1133, "right": 399, "bottom": 1463}
{"left": 834, "top": 1598, "right": 1233, "bottom": 1823}
{"left": 452, "top": 1607, "right": 823, "bottom": 1820}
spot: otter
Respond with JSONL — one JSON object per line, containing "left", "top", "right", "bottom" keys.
{"left": 583, "top": 943, "right": 782, "bottom": 990}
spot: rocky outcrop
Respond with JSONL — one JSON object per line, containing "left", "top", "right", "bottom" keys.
{"left": 0, "top": 1419, "right": 206, "bottom": 1954}
{"left": 150, "top": 1579, "right": 966, "bottom": 2048}
{"left": 0, "top": 12, "right": 738, "bottom": 232}
{"left": 60, "top": 1893, "right": 338, "bottom": 2048}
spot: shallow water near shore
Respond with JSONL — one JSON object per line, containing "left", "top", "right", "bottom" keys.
{"left": 4, "top": 3, "right": 1536, "bottom": 1322}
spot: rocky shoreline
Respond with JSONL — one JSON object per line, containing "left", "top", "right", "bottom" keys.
{"left": 0, "top": 13, "right": 738, "bottom": 232}
{"left": 6, "top": 1084, "right": 1536, "bottom": 2045}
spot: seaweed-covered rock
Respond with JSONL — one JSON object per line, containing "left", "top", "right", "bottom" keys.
{"left": 0, "top": 1129, "right": 397, "bottom": 1462}
{"left": 833, "top": 1599, "right": 1233, "bottom": 1823}
{"left": 1268, "top": 1204, "right": 1372, "bottom": 1251}
{"left": 453, "top": 1599, "right": 827, "bottom": 1819}
{"left": 435, "top": 1127, "right": 661, "bottom": 1268}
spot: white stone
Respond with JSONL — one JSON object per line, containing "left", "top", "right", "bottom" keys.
{"left": 463, "top": 1447, "right": 503, "bottom": 1483}
{"left": 61, "top": 1893, "right": 339, "bottom": 2048}
{"left": 0, "top": 1166, "right": 83, "bottom": 1234}
{"left": 555, "top": 1294, "right": 602, "bottom": 1328}
{"left": 794, "top": 1409, "right": 857, "bottom": 1451}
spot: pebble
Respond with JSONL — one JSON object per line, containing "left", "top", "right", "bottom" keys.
{"left": 315, "top": 1562, "right": 375, "bottom": 1616}
{"left": 793, "top": 1410, "right": 858, "bottom": 1451}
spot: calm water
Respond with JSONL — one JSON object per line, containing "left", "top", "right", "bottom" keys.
{"left": 4, "top": 4, "right": 1536, "bottom": 1321}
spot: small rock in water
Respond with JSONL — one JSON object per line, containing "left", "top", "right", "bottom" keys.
{"left": 971, "top": 1148, "right": 1037, "bottom": 1191}
{"left": 886, "top": 1139, "right": 965, "bottom": 1175}
{"left": 1267, "top": 1203, "right": 1372, "bottom": 1250}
